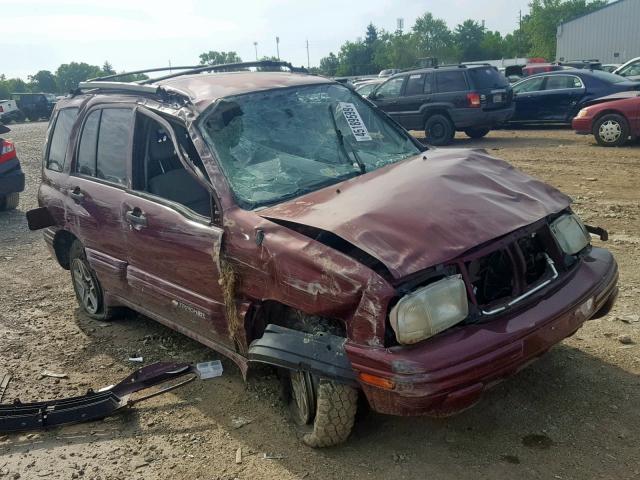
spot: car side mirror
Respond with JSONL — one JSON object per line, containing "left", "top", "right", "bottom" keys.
{"left": 368, "top": 92, "right": 377, "bottom": 100}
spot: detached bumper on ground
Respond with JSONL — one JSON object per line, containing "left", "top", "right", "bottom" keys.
{"left": 346, "top": 247, "right": 618, "bottom": 416}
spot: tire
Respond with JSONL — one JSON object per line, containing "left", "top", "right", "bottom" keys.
{"left": 464, "top": 127, "right": 491, "bottom": 139}
{"left": 424, "top": 114, "right": 455, "bottom": 146}
{"left": 593, "top": 114, "right": 629, "bottom": 147}
{"left": 0, "top": 192, "right": 19, "bottom": 211}
{"left": 69, "top": 240, "right": 118, "bottom": 321}
{"left": 284, "top": 370, "right": 358, "bottom": 448}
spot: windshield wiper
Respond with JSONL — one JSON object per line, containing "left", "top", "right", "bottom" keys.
{"left": 328, "top": 104, "right": 365, "bottom": 174}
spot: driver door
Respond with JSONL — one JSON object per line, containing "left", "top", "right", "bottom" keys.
{"left": 122, "top": 108, "right": 232, "bottom": 348}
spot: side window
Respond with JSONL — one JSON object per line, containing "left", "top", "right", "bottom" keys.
{"left": 513, "top": 76, "right": 546, "bottom": 93}
{"left": 77, "top": 110, "right": 100, "bottom": 176}
{"left": 376, "top": 76, "right": 405, "bottom": 99}
{"left": 132, "top": 113, "right": 211, "bottom": 218}
{"left": 423, "top": 72, "right": 433, "bottom": 94}
{"left": 46, "top": 108, "right": 78, "bottom": 172}
{"left": 436, "top": 71, "right": 468, "bottom": 93}
{"left": 96, "top": 109, "right": 133, "bottom": 185}
{"left": 404, "top": 74, "right": 425, "bottom": 96}
{"left": 545, "top": 75, "right": 579, "bottom": 90}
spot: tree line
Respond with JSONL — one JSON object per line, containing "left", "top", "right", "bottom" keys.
{"left": 318, "top": 0, "right": 608, "bottom": 77}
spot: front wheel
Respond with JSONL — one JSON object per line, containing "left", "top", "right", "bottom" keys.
{"left": 284, "top": 370, "right": 358, "bottom": 448}
{"left": 464, "top": 127, "right": 490, "bottom": 139}
{"left": 69, "top": 240, "right": 118, "bottom": 321}
{"left": 593, "top": 114, "right": 629, "bottom": 147}
{"left": 424, "top": 114, "right": 455, "bottom": 146}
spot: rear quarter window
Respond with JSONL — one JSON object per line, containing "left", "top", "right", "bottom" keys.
{"left": 436, "top": 71, "right": 468, "bottom": 93}
{"left": 46, "top": 108, "right": 78, "bottom": 172}
{"left": 468, "top": 67, "right": 508, "bottom": 89}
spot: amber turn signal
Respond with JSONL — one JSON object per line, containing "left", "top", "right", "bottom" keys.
{"left": 358, "top": 372, "right": 395, "bottom": 390}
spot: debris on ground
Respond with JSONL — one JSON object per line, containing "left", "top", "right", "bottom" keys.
{"left": 39, "top": 370, "right": 67, "bottom": 379}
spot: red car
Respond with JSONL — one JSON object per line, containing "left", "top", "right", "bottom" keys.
{"left": 28, "top": 62, "right": 618, "bottom": 447}
{"left": 572, "top": 91, "right": 640, "bottom": 146}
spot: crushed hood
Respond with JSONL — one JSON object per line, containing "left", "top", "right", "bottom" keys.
{"left": 260, "top": 149, "right": 571, "bottom": 279}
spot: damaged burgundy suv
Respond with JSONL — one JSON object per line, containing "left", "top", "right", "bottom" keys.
{"left": 28, "top": 61, "right": 618, "bottom": 447}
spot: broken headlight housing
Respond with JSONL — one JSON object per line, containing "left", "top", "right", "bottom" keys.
{"left": 390, "top": 275, "right": 469, "bottom": 345}
{"left": 550, "top": 213, "right": 590, "bottom": 255}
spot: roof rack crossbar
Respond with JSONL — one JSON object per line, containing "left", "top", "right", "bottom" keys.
{"left": 140, "top": 60, "right": 304, "bottom": 84}
{"left": 88, "top": 66, "right": 201, "bottom": 82}
{"left": 76, "top": 81, "right": 161, "bottom": 95}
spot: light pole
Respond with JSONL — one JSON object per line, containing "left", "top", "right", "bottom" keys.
{"left": 253, "top": 41, "right": 258, "bottom": 61}
{"left": 276, "top": 36, "right": 280, "bottom": 60}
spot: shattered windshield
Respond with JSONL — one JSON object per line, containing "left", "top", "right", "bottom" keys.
{"left": 199, "top": 83, "right": 421, "bottom": 208}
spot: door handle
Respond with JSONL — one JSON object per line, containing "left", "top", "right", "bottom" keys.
{"left": 126, "top": 208, "right": 147, "bottom": 227}
{"left": 69, "top": 187, "right": 84, "bottom": 202}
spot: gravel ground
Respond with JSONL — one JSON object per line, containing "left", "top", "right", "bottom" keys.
{"left": 0, "top": 122, "right": 638, "bottom": 480}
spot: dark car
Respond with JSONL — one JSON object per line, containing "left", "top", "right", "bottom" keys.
{"left": 510, "top": 70, "right": 640, "bottom": 124}
{"left": 28, "top": 62, "right": 618, "bottom": 447}
{"left": 0, "top": 124, "right": 25, "bottom": 210}
{"left": 11, "top": 92, "right": 56, "bottom": 121}
{"left": 369, "top": 65, "right": 514, "bottom": 145}
{"left": 572, "top": 91, "right": 640, "bottom": 146}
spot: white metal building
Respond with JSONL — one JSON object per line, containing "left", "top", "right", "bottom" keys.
{"left": 556, "top": 0, "right": 640, "bottom": 64}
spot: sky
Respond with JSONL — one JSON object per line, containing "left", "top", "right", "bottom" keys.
{"left": 0, "top": 0, "right": 531, "bottom": 80}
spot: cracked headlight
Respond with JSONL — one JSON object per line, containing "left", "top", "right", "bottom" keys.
{"left": 551, "top": 213, "right": 590, "bottom": 255}
{"left": 390, "top": 275, "right": 469, "bottom": 345}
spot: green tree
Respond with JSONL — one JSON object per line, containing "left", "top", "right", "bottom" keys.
{"left": 372, "top": 31, "right": 419, "bottom": 71}
{"left": 198, "top": 51, "right": 242, "bottom": 65}
{"left": 319, "top": 52, "right": 339, "bottom": 76}
{"left": 56, "top": 62, "right": 103, "bottom": 92}
{"left": 480, "top": 31, "right": 505, "bottom": 60}
{"left": 335, "top": 40, "right": 373, "bottom": 76}
{"left": 102, "top": 61, "right": 116, "bottom": 75}
{"left": 454, "top": 20, "right": 486, "bottom": 61}
{"left": 411, "top": 13, "right": 455, "bottom": 62}
{"left": 524, "top": 0, "right": 608, "bottom": 60}
{"left": 28, "top": 70, "right": 58, "bottom": 93}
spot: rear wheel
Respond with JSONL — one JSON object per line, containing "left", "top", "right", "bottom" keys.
{"left": 464, "top": 127, "right": 491, "bottom": 139}
{"left": 0, "top": 192, "right": 19, "bottom": 211}
{"left": 424, "top": 114, "right": 455, "bottom": 146}
{"left": 593, "top": 114, "right": 629, "bottom": 147}
{"left": 69, "top": 240, "right": 118, "bottom": 321}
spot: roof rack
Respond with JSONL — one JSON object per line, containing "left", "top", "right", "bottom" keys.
{"left": 75, "top": 61, "right": 307, "bottom": 97}
{"left": 88, "top": 66, "right": 201, "bottom": 82}
{"left": 140, "top": 60, "right": 305, "bottom": 84}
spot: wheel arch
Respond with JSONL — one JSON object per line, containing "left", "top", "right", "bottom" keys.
{"left": 52, "top": 229, "right": 78, "bottom": 270}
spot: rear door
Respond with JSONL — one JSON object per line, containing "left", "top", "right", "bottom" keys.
{"left": 541, "top": 74, "right": 586, "bottom": 121}
{"left": 68, "top": 106, "right": 133, "bottom": 297}
{"left": 512, "top": 76, "right": 547, "bottom": 122}
{"left": 122, "top": 108, "right": 231, "bottom": 348}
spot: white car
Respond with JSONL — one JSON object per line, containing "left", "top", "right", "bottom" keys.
{"left": 0, "top": 100, "right": 20, "bottom": 123}
{"left": 613, "top": 57, "right": 640, "bottom": 81}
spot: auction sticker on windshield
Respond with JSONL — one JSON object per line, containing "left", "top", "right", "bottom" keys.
{"left": 338, "top": 102, "right": 372, "bottom": 142}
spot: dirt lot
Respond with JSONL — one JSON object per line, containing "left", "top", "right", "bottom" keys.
{"left": 0, "top": 123, "right": 638, "bottom": 480}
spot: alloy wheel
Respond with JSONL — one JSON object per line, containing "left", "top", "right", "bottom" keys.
{"left": 71, "top": 258, "right": 100, "bottom": 314}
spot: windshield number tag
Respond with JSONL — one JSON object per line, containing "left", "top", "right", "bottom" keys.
{"left": 338, "top": 102, "right": 372, "bottom": 142}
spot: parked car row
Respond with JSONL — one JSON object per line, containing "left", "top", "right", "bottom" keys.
{"left": 362, "top": 64, "right": 640, "bottom": 146}
{"left": 0, "top": 92, "right": 57, "bottom": 123}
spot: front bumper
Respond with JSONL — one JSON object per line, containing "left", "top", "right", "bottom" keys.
{"left": 572, "top": 117, "right": 593, "bottom": 135}
{"left": 346, "top": 247, "right": 618, "bottom": 416}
